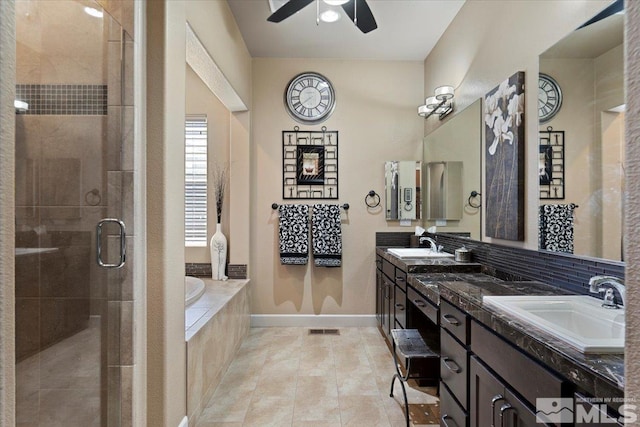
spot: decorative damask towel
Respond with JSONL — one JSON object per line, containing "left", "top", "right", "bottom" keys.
{"left": 279, "top": 204, "right": 310, "bottom": 265}
{"left": 539, "top": 203, "right": 576, "bottom": 253}
{"left": 312, "top": 204, "right": 342, "bottom": 267}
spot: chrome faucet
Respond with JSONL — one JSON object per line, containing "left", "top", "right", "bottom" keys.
{"left": 419, "top": 236, "right": 442, "bottom": 253}
{"left": 589, "top": 276, "right": 625, "bottom": 309}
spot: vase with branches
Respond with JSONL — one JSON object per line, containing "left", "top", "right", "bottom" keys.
{"left": 210, "top": 163, "right": 228, "bottom": 280}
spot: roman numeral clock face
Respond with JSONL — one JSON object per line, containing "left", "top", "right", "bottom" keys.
{"left": 285, "top": 72, "right": 336, "bottom": 124}
{"left": 538, "top": 73, "right": 563, "bottom": 123}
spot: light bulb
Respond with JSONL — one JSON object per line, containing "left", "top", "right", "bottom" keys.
{"left": 320, "top": 10, "right": 340, "bottom": 23}
{"left": 323, "top": 0, "right": 349, "bottom": 5}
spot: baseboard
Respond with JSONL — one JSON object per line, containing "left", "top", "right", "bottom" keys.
{"left": 178, "top": 416, "right": 188, "bottom": 427}
{"left": 250, "top": 314, "right": 377, "bottom": 328}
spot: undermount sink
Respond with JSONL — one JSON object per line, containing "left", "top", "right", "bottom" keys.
{"left": 482, "top": 295, "right": 624, "bottom": 354}
{"left": 387, "top": 248, "right": 454, "bottom": 259}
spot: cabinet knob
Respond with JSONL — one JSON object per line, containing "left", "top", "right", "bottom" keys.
{"left": 443, "top": 314, "right": 461, "bottom": 326}
{"left": 396, "top": 276, "right": 405, "bottom": 282}
{"left": 441, "top": 414, "right": 458, "bottom": 427}
{"left": 490, "top": 394, "right": 504, "bottom": 427}
{"left": 413, "top": 299, "right": 426, "bottom": 308}
{"left": 395, "top": 303, "right": 405, "bottom": 311}
{"left": 499, "top": 403, "right": 515, "bottom": 427}
{"left": 442, "top": 357, "right": 461, "bottom": 373}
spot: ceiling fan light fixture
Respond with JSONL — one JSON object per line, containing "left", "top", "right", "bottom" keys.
{"left": 320, "top": 9, "right": 341, "bottom": 23}
{"left": 323, "top": 0, "right": 349, "bottom": 5}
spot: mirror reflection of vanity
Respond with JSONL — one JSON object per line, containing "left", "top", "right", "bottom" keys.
{"left": 538, "top": 1, "right": 624, "bottom": 261}
{"left": 384, "top": 161, "right": 422, "bottom": 221}
{"left": 422, "top": 99, "right": 482, "bottom": 240}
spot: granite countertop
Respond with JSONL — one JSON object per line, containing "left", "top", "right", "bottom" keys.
{"left": 406, "top": 273, "right": 624, "bottom": 400}
{"left": 376, "top": 247, "right": 482, "bottom": 274}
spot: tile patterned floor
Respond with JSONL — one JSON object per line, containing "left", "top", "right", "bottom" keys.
{"left": 196, "top": 327, "right": 439, "bottom": 427}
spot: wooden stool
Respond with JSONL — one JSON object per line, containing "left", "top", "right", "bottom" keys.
{"left": 389, "top": 329, "right": 440, "bottom": 427}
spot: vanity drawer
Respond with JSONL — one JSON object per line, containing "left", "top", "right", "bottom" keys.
{"left": 441, "top": 328, "right": 469, "bottom": 410}
{"left": 441, "top": 299, "right": 469, "bottom": 345}
{"left": 408, "top": 286, "right": 438, "bottom": 324}
{"left": 382, "top": 258, "right": 395, "bottom": 280}
{"left": 395, "top": 269, "right": 407, "bottom": 291}
{"left": 440, "top": 381, "right": 468, "bottom": 427}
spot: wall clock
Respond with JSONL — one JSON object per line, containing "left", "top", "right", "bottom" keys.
{"left": 284, "top": 72, "right": 336, "bottom": 124}
{"left": 538, "top": 73, "right": 562, "bottom": 123}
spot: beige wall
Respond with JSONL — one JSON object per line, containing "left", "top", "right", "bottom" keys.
{"left": 146, "top": 0, "right": 252, "bottom": 424}
{"left": 251, "top": 58, "right": 423, "bottom": 315}
{"left": 423, "top": 0, "right": 609, "bottom": 249}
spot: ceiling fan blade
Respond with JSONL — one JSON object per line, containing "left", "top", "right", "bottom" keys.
{"left": 341, "top": 0, "right": 377, "bottom": 33}
{"left": 267, "top": 0, "right": 315, "bottom": 23}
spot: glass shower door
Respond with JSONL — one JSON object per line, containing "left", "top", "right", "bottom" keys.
{"left": 14, "top": 1, "right": 135, "bottom": 425}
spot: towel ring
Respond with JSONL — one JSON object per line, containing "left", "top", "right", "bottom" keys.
{"left": 365, "top": 190, "right": 380, "bottom": 208}
{"left": 468, "top": 191, "right": 481, "bottom": 209}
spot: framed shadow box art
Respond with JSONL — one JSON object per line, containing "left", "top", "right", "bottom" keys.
{"left": 297, "top": 146, "right": 324, "bottom": 185}
{"left": 282, "top": 126, "right": 338, "bottom": 199}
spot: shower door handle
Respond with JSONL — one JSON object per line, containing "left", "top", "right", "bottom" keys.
{"left": 96, "top": 218, "right": 126, "bottom": 269}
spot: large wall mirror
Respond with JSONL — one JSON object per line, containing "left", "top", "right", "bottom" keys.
{"left": 538, "top": 0, "right": 624, "bottom": 261}
{"left": 423, "top": 99, "right": 482, "bottom": 240}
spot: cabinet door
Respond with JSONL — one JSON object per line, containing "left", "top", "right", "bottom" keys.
{"left": 394, "top": 285, "right": 406, "bottom": 329}
{"left": 375, "top": 268, "right": 383, "bottom": 327}
{"left": 382, "top": 276, "right": 394, "bottom": 339}
{"left": 470, "top": 356, "right": 504, "bottom": 427}
{"left": 504, "top": 389, "right": 545, "bottom": 427}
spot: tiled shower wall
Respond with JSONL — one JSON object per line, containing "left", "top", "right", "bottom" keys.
{"left": 375, "top": 232, "right": 625, "bottom": 295}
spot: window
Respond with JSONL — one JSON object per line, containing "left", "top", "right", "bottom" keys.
{"left": 185, "top": 116, "right": 208, "bottom": 247}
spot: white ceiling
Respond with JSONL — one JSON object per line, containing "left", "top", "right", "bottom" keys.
{"left": 226, "top": 0, "right": 466, "bottom": 61}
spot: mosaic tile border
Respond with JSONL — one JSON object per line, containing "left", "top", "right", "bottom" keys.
{"left": 15, "top": 84, "right": 108, "bottom": 115}
{"left": 375, "top": 232, "right": 624, "bottom": 295}
{"left": 185, "top": 263, "right": 247, "bottom": 280}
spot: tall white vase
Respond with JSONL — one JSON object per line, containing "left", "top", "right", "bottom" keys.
{"left": 210, "top": 223, "right": 228, "bottom": 281}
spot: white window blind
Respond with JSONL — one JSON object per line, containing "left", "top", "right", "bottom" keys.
{"left": 185, "top": 116, "right": 208, "bottom": 247}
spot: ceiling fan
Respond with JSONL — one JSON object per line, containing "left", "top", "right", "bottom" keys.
{"left": 267, "top": 0, "right": 378, "bottom": 34}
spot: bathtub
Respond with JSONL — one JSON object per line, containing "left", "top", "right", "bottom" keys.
{"left": 185, "top": 276, "right": 206, "bottom": 306}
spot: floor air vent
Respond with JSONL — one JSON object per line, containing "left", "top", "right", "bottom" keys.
{"left": 308, "top": 328, "right": 340, "bottom": 335}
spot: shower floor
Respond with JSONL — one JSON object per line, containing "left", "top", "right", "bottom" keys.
{"left": 16, "top": 316, "right": 101, "bottom": 426}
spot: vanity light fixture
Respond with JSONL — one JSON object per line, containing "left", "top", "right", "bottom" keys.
{"left": 418, "top": 85, "right": 455, "bottom": 120}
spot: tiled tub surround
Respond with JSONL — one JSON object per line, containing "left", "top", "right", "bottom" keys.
{"left": 186, "top": 279, "right": 251, "bottom": 425}
{"left": 407, "top": 273, "right": 624, "bottom": 402}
